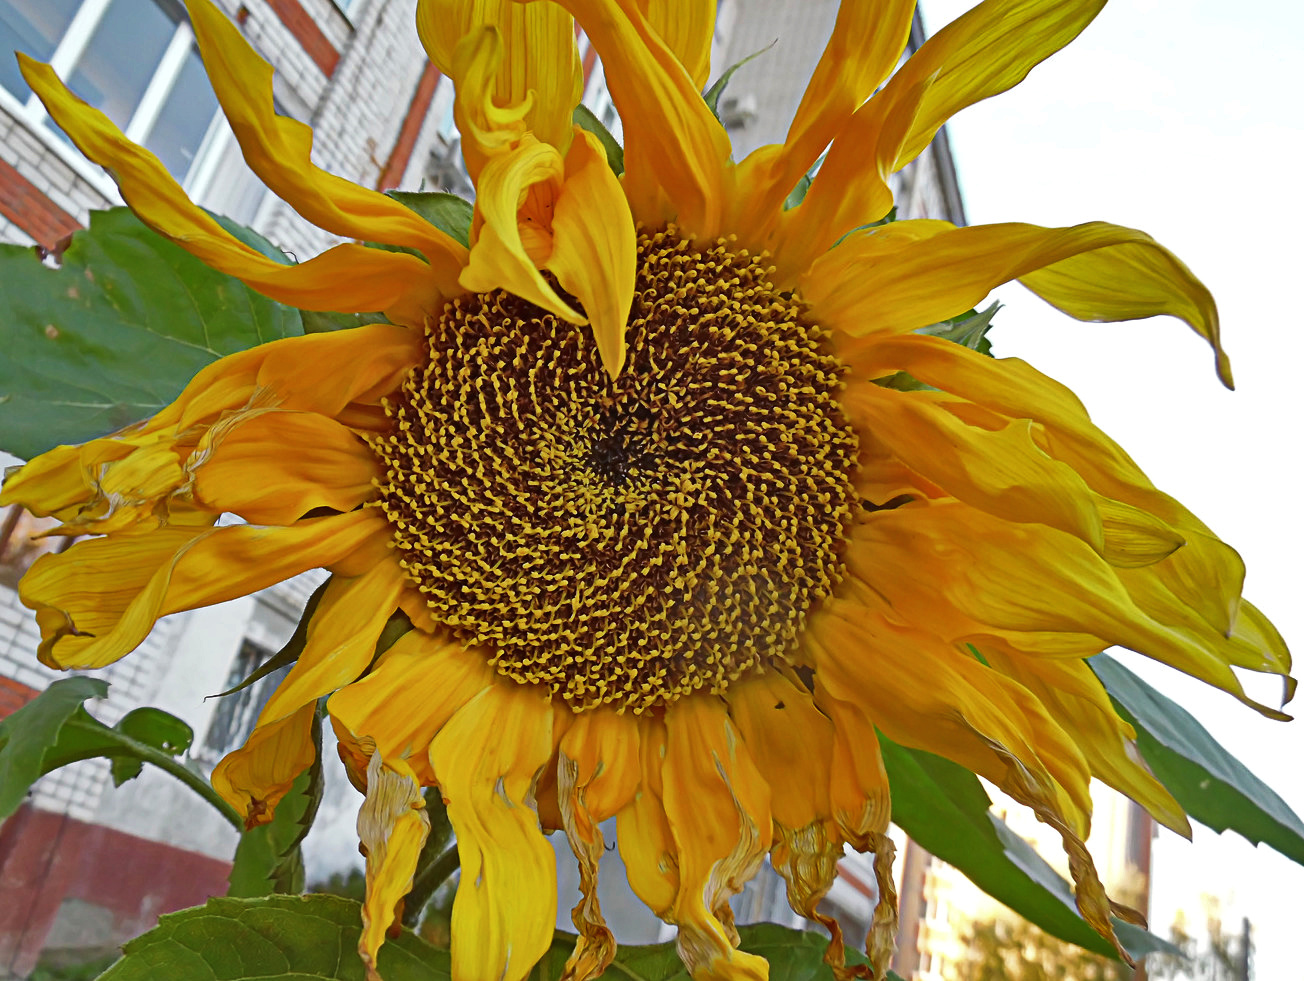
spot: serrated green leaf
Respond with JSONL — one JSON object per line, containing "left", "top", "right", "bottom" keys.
{"left": 228, "top": 711, "right": 325, "bottom": 898}
{"left": 1090, "top": 653, "right": 1304, "bottom": 866}
{"left": 109, "top": 707, "right": 195, "bottom": 786}
{"left": 0, "top": 207, "right": 302, "bottom": 459}
{"left": 881, "top": 734, "right": 1177, "bottom": 962}
{"left": 0, "top": 676, "right": 107, "bottom": 818}
{"left": 96, "top": 895, "right": 451, "bottom": 981}
{"left": 703, "top": 42, "right": 776, "bottom": 119}
{"left": 385, "top": 191, "right": 474, "bottom": 249}
{"left": 572, "top": 105, "right": 625, "bottom": 177}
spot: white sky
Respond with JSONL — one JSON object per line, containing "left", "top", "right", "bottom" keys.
{"left": 921, "top": 0, "right": 1304, "bottom": 974}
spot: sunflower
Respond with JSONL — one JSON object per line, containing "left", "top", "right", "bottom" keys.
{"left": 3, "top": 0, "right": 1293, "bottom": 979}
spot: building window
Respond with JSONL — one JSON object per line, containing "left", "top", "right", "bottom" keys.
{"left": 201, "top": 638, "right": 290, "bottom": 760}
{"left": 1, "top": 0, "right": 266, "bottom": 223}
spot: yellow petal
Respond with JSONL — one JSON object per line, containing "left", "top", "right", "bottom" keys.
{"left": 430, "top": 683, "right": 557, "bottom": 981}
{"left": 616, "top": 714, "right": 680, "bottom": 918}
{"left": 725, "top": 672, "right": 833, "bottom": 830}
{"left": 842, "top": 380, "right": 1106, "bottom": 552}
{"left": 804, "top": 220, "right": 1228, "bottom": 387}
{"left": 550, "top": 0, "right": 732, "bottom": 235}
{"left": 732, "top": 0, "right": 915, "bottom": 247}
{"left": 187, "top": 0, "right": 467, "bottom": 274}
{"left": 985, "top": 649, "right": 1191, "bottom": 836}
{"left": 848, "top": 504, "right": 1290, "bottom": 720}
{"left": 18, "top": 56, "right": 443, "bottom": 326}
{"left": 558, "top": 709, "right": 641, "bottom": 981}
{"left": 22, "top": 508, "right": 384, "bottom": 669}
{"left": 661, "top": 697, "right": 772, "bottom": 981}
{"left": 635, "top": 0, "right": 716, "bottom": 90}
{"left": 461, "top": 135, "right": 583, "bottom": 321}
{"left": 212, "top": 562, "right": 405, "bottom": 822}
{"left": 418, "top": 0, "right": 581, "bottom": 176}
{"left": 193, "top": 411, "right": 379, "bottom": 524}
{"left": 546, "top": 128, "right": 637, "bottom": 378}
{"left": 358, "top": 753, "right": 430, "bottom": 981}
{"left": 328, "top": 630, "right": 495, "bottom": 785}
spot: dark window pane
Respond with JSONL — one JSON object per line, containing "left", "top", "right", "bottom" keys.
{"left": 0, "top": 0, "right": 81, "bottom": 101}
{"left": 65, "top": 0, "right": 172, "bottom": 128}
{"left": 143, "top": 43, "right": 216, "bottom": 179}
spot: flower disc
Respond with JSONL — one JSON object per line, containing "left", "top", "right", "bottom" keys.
{"left": 374, "top": 228, "right": 858, "bottom": 711}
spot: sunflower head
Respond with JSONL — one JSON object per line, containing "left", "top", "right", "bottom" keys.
{"left": 2, "top": 1, "right": 1291, "bottom": 980}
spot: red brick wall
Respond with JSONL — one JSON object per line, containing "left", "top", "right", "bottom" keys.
{"left": 0, "top": 158, "right": 81, "bottom": 251}
{"left": 376, "top": 63, "right": 441, "bottom": 191}
{"left": 264, "top": 0, "right": 341, "bottom": 77}
{"left": 0, "top": 805, "right": 232, "bottom": 976}
{"left": 0, "top": 676, "right": 38, "bottom": 721}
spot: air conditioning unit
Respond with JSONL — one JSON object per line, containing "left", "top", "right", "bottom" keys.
{"left": 719, "top": 93, "right": 758, "bottom": 129}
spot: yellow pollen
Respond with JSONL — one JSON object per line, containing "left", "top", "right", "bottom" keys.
{"left": 373, "top": 227, "right": 858, "bottom": 711}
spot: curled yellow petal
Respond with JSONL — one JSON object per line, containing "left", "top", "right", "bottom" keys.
{"left": 186, "top": 0, "right": 467, "bottom": 275}
{"left": 546, "top": 128, "right": 637, "bottom": 378}
{"left": 803, "top": 220, "right": 1228, "bottom": 387}
{"left": 461, "top": 135, "right": 583, "bottom": 322}
{"left": 18, "top": 56, "right": 444, "bottom": 325}
{"left": 549, "top": 0, "right": 732, "bottom": 236}
{"left": 430, "top": 683, "right": 557, "bottom": 981}
{"left": 358, "top": 753, "right": 430, "bottom": 981}
{"left": 419, "top": 0, "right": 581, "bottom": 175}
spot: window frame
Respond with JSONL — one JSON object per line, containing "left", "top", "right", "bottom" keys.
{"left": 0, "top": 0, "right": 265, "bottom": 220}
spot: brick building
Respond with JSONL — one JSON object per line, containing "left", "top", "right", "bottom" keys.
{"left": 0, "top": 0, "right": 971, "bottom": 975}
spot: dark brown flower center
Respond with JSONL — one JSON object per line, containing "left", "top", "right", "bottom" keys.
{"left": 373, "top": 227, "right": 858, "bottom": 711}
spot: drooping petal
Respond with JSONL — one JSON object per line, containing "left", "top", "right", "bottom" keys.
{"left": 661, "top": 697, "right": 772, "bottom": 981}
{"left": 731, "top": 0, "right": 916, "bottom": 247}
{"left": 328, "top": 630, "right": 495, "bottom": 785}
{"left": 617, "top": 714, "right": 680, "bottom": 919}
{"left": 358, "top": 753, "right": 430, "bottom": 981}
{"left": 546, "top": 128, "right": 637, "bottom": 378}
{"left": 192, "top": 411, "right": 380, "bottom": 524}
{"left": 982, "top": 648, "right": 1191, "bottom": 835}
{"left": 18, "top": 56, "right": 444, "bottom": 326}
{"left": 418, "top": 0, "right": 581, "bottom": 175}
{"left": 557, "top": 709, "right": 641, "bottom": 981}
{"left": 430, "top": 683, "right": 557, "bottom": 981}
{"left": 212, "top": 561, "right": 406, "bottom": 823}
{"left": 548, "top": 0, "right": 732, "bottom": 236}
{"left": 802, "top": 221, "right": 1228, "bottom": 386}
{"left": 186, "top": 0, "right": 467, "bottom": 274}
{"left": 636, "top": 0, "right": 717, "bottom": 90}
{"left": 847, "top": 503, "right": 1290, "bottom": 720}
{"left": 22, "top": 508, "right": 384, "bottom": 669}
{"left": 460, "top": 135, "right": 583, "bottom": 321}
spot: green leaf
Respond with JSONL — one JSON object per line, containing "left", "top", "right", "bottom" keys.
{"left": 228, "top": 710, "right": 326, "bottom": 898}
{"left": 0, "top": 678, "right": 239, "bottom": 827}
{"left": 108, "top": 707, "right": 195, "bottom": 786}
{"left": 1090, "top": 653, "right": 1304, "bottom": 865}
{"left": 918, "top": 300, "right": 1001, "bottom": 356}
{"left": 0, "top": 207, "right": 302, "bottom": 459}
{"left": 881, "top": 734, "right": 1178, "bottom": 962}
{"left": 572, "top": 105, "right": 625, "bottom": 177}
{"left": 703, "top": 42, "right": 776, "bottom": 119}
{"left": 386, "top": 190, "right": 474, "bottom": 249}
{"left": 0, "top": 676, "right": 107, "bottom": 818}
{"left": 95, "top": 895, "right": 451, "bottom": 981}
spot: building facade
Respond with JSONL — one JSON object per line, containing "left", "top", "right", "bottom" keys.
{"left": 0, "top": 0, "right": 979, "bottom": 976}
